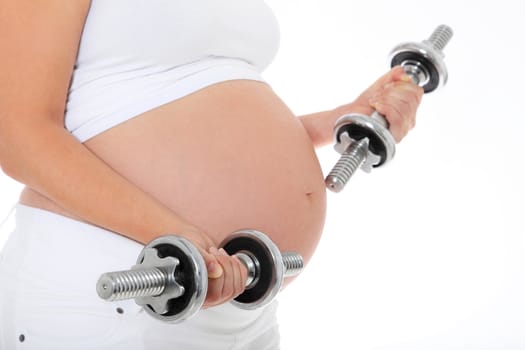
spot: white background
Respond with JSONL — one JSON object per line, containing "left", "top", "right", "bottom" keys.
{"left": 1, "top": 1, "right": 524, "bottom": 349}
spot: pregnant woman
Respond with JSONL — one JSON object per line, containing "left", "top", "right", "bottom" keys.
{"left": 0, "top": 1, "right": 422, "bottom": 349}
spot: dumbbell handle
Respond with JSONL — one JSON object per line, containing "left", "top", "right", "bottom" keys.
{"left": 236, "top": 251, "right": 303, "bottom": 289}
{"left": 323, "top": 65, "right": 422, "bottom": 193}
{"left": 97, "top": 249, "right": 302, "bottom": 302}
{"left": 325, "top": 25, "right": 453, "bottom": 192}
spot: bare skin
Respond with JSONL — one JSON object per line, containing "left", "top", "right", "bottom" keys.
{"left": 0, "top": 0, "right": 423, "bottom": 308}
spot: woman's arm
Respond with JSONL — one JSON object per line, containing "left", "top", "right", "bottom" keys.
{"left": 299, "top": 67, "right": 424, "bottom": 148}
{"left": 0, "top": 0, "right": 191, "bottom": 246}
{"left": 0, "top": 0, "right": 246, "bottom": 307}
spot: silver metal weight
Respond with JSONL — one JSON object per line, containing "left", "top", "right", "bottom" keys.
{"left": 325, "top": 25, "right": 453, "bottom": 193}
{"left": 96, "top": 229, "right": 303, "bottom": 323}
{"left": 96, "top": 235, "right": 207, "bottom": 323}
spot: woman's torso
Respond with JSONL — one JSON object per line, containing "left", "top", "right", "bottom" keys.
{"left": 20, "top": 0, "right": 327, "bottom": 263}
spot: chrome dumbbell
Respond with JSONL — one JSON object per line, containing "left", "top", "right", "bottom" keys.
{"left": 96, "top": 229, "right": 303, "bottom": 323}
{"left": 325, "top": 25, "right": 454, "bottom": 193}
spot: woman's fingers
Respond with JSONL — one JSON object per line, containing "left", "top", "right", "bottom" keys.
{"left": 202, "top": 247, "right": 248, "bottom": 308}
{"left": 349, "top": 66, "right": 424, "bottom": 143}
{"left": 369, "top": 79, "right": 423, "bottom": 142}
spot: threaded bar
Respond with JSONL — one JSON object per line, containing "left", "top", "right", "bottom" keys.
{"left": 325, "top": 139, "right": 369, "bottom": 192}
{"left": 97, "top": 267, "right": 167, "bottom": 301}
{"left": 426, "top": 25, "right": 453, "bottom": 51}
{"left": 282, "top": 253, "right": 304, "bottom": 277}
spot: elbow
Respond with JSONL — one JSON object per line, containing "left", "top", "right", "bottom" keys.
{"left": 0, "top": 133, "right": 22, "bottom": 181}
{"left": 0, "top": 106, "right": 68, "bottom": 183}
{"left": 0, "top": 117, "right": 70, "bottom": 185}
{"left": 0, "top": 117, "right": 33, "bottom": 182}
{"left": 0, "top": 156, "right": 19, "bottom": 182}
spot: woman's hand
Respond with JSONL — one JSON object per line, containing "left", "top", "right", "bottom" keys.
{"left": 299, "top": 66, "right": 424, "bottom": 148}
{"left": 181, "top": 227, "right": 248, "bottom": 309}
{"left": 339, "top": 66, "right": 424, "bottom": 143}
{"left": 203, "top": 246, "right": 248, "bottom": 308}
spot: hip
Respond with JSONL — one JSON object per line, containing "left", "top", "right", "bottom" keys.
{"left": 0, "top": 204, "right": 279, "bottom": 350}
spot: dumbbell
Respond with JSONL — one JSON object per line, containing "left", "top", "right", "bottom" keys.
{"left": 325, "top": 25, "right": 454, "bottom": 193}
{"left": 96, "top": 229, "right": 303, "bottom": 323}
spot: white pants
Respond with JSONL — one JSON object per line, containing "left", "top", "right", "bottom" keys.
{"left": 0, "top": 204, "right": 280, "bottom": 350}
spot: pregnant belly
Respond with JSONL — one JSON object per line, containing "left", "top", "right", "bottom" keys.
{"left": 23, "top": 80, "right": 327, "bottom": 264}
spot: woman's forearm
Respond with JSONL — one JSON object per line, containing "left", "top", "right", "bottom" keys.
{"left": 298, "top": 110, "right": 335, "bottom": 148}
{"left": 298, "top": 102, "right": 372, "bottom": 148}
{"left": 0, "top": 122, "right": 202, "bottom": 245}
{"left": 299, "top": 67, "right": 423, "bottom": 148}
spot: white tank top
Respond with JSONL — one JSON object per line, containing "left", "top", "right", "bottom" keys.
{"left": 65, "top": 0, "right": 280, "bottom": 142}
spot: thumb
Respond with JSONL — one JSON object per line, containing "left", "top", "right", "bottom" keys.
{"left": 203, "top": 248, "right": 224, "bottom": 279}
